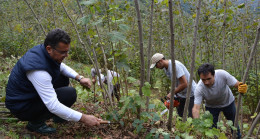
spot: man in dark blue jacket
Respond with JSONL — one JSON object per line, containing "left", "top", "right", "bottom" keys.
{"left": 6, "top": 29, "right": 100, "bottom": 134}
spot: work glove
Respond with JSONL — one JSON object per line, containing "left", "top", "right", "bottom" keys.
{"left": 238, "top": 82, "right": 248, "bottom": 94}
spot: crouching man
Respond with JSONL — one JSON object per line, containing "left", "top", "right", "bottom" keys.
{"left": 5, "top": 29, "right": 100, "bottom": 134}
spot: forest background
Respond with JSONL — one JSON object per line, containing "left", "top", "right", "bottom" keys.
{"left": 0, "top": 0, "right": 260, "bottom": 138}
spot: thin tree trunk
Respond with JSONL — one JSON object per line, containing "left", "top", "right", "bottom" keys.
{"left": 257, "top": 125, "right": 260, "bottom": 139}
{"left": 60, "top": 0, "right": 110, "bottom": 106}
{"left": 75, "top": 0, "right": 111, "bottom": 105}
{"left": 49, "top": 0, "right": 56, "bottom": 28}
{"left": 167, "top": 0, "right": 177, "bottom": 131}
{"left": 134, "top": 0, "right": 145, "bottom": 119}
{"left": 247, "top": 112, "right": 260, "bottom": 138}
{"left": 146, "top": 0, "right": 154, "bottom": 112}
{"left": 222, "top": 0, "right": 227, "bottom": 69}
{"left": 255, "top": 52, "right": 259, "bottom": 113}
{"left": 178, "top": 0, "right": 190, "bottom": 67}
{"left": 235, "top": 24, "right": 260, "bottom": 139}
{"left": 92, "top": 48, "right": 110, "bottom": 107}
{"left": 240, "top": 100, "right": 243, "bottom": 134}
{"left": 23, "top": 0, "right": 46, "bottom": 36}
{"left": 182, "top": 0, "right": 202, "bottom": 122}
{"left": 255, "top": 100, "right": 260, "bottom": 114}
{"left": 95, "top": 26, "right": 114, "bottom": 106}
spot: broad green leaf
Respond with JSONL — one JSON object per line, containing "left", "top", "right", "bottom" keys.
{"left": 219, "top": 133, "right": 228, "bottom": 139}
{"left": 162, "top": 132, "right": 170, "bottom": 139}
{"left": 119, "top": 24, "right": 130, "bottom": 32}
{"left": 148, "top": 104, "right": 155, "bottom": 109}
{"left": 107, "top": 31, "right": 126, "bottom": 42}
{"left": 243, "top": 123, "right": 249, "bottom": 129}
{"left": 205, "top": 130, "right": 214, "bottom": 137}
{"left": 226, "top": 120, "right": 233, "bottom": 126}
{"left": 238, "top": 3, "right": 245, "bottom": 8}
{"left": 142, "top": 82, "right": 151, "bottom": 97}
{"left": 80, "top": 0, "right": 97, "bottom": 6}
{"left": 91, "top": 19, "right": 103, "bottom": 26}
{"left": 116, "top": 61, "right": 130, "bottom": 72}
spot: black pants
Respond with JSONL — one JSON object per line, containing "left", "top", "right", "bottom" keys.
{"left": 13, "top": 75, "right": 77, "bottom": 122}
{"left": 112, "top": 83, "right": 120, "bottom": 101}
{"left": 177, "top": 96, "right": 194, "bottom": 118}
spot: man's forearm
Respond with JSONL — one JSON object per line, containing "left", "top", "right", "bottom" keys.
{"left": 174, "top": 82, "right": 188, "bottom": 94}
{"left": 192, "top": 107, "right": 200, "bottom": 118}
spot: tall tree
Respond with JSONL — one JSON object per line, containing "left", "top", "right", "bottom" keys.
{"left": 23, "top": 0, "right": 46, "bottom": 36}
{"left": 49, "top": 0, "right": 56, "bottom": 28}
{"left": 146, "top": 0, "right": 154, "bottom": 112}
{"left": 167, "top": 0, "right": 177, "bottom": 131}
{"left": 234, "top": 24, "right": 260, "bottom": 139}
{"left": 182, "top": 0, "right": 202, "bottom": 122}
{"left": 134, "top": 0, "right": 145, "bottom": 118}
{"left": 222, "top": 0, "right": 227, "bottom": 69}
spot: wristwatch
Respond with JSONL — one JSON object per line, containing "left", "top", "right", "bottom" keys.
{"left": 77, "top": 76, "right": 84, "bottom": 82}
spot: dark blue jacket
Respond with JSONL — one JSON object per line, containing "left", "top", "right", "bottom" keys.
{"left": 5, "top": 44, "right": 61, "bottom": 113}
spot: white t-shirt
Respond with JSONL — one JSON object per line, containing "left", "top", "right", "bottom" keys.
{"left": 26, "top": 63, "right": 82, "bottom": 122}
{"left": 194, "top": 70, "right": 238, "bottom": 108}
{"left": 106, "top": 70, "right": 120, "bottom": 95}
{"left": 91, "top": 69, "right": 120, "bottom": 95}
{"left": 164, "top": 60, "right": 196, "bottom": 98}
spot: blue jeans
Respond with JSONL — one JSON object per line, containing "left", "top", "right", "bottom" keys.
{"left": 206, "top": 101, "right": 241, "bottom": 139}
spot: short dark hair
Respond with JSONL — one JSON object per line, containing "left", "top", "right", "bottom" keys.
{"left": 197, "top": 63, "right": 215, "bottom": 76}
{"left": 44, "top": 28, "right": 71, "bottom": 49}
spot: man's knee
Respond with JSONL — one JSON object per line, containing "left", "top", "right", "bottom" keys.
{"left": 53, "top": 74, "right": 70, "bottom": 89}
{"left": 56, "top": 87, "right": 77, "bottom": 107}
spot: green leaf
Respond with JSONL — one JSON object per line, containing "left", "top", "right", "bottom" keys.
{"left": 107, "top": 31, "right": 126, "bottom": 42}
{"left": 205, "top": 130, "right": 214, "bottom": 137}
{"left": 77, "top": 15, "right": 91, "bottom": 25}
{"left": 238, "top": 3, "right": 245, "bottom": 8}
{"left": 162, "top": 132, "right": 170, "bottom": 139}
{"left": 142, "top": 82, "right": 152, "bottom": 97}
{"left": 80, "top": 0, "right": 97, "bottom": 6}
{"left": 226, "top": 120, "right": 233, "bottom": 126}
{"left": 120, "top": 120, "right": 124, "bottom": 126}
{"left": 119, "top": 24, "right": 130, "bottom": 32}
{"left": 150, "top": 128, "right": 157, "bottom": 133}
{"left": 243, "top": 123, "right": 249, "bottom": 129}
{"left": 116, "top": 61, "right": 130, "bottom": 72}
{"left": 91, "top": 19, "right": 103, "bottom": 26}
{"left": 148, "top": 104, "right": 155, "bottom": 109}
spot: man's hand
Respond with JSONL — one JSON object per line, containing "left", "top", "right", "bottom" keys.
{"left": 167, "top": 93, "right": 171, "bottom": 99}
{"left": 80, "top": 78, "right": 92, "bottom": 88}
{"left": 238, "top": 82, "right": 248, "bottom": 94}
{"left": 192, "top": 104, "right": 200, "bottom": 118}
{"left": 92, "top": 78, "right": 96, "bottom": 84}
{"left": 80, "top": 114, "right": 100, "bottom": 126}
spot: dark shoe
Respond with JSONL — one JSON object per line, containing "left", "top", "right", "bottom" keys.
{"left": 26, "top": 122, "right": 56, "bottom": 134}
{"left": 53, "top": 116, "right": 67, "bottom": 123}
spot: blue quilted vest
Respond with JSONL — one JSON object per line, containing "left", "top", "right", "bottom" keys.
{"left": 5, "top": 44, "right": 61, "bottom": 113}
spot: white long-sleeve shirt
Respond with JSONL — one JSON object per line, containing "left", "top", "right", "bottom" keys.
{"left": 26, "top": 63, "right": 82, "bottom": 122}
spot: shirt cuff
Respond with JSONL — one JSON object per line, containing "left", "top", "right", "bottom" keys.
{"left": 70, "top": 110, "right": 82, "bottom": 122}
